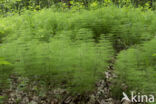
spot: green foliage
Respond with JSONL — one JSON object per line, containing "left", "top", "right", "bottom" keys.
{"left": 0, "top": 22, "right": 10, "bottom": 43}
{"left": 0, "top": 7, "right": 116, "bottom": 94}
{"left": 2, "top": 6, "right": 155, "bottom": 51}
{"left": 0, "top": 57, "right": 13, "bottom": 91}
{"left": 0, "top": 95, "right": 6, "bottom": 104}
{"left": 0, "top": 33, "right": 113, "bottom": 94}
{"left": 115, "top": 38, "right": 156, "bottom": 94}
{"left": 68, "top": 6, "right": 155, "bottom": 51}
{"left": 0, "top": 58, "right": 11, "bottom": 65}
{"left": 0, "top": 3, "right": 155, "bottom": 97}
{"left": 0, "top": 0, "right": 155, "bottom": 16}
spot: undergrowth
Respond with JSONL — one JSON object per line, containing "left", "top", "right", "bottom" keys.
{"left": 114, "top": 38, "right": 156, "bottom": 98}
{"left": 0, "top": 5, "right": 156, "bottom": 97}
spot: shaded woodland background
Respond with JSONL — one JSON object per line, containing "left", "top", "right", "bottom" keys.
{"left": 0, "top": 0, "right": 156, "bottom": 15}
